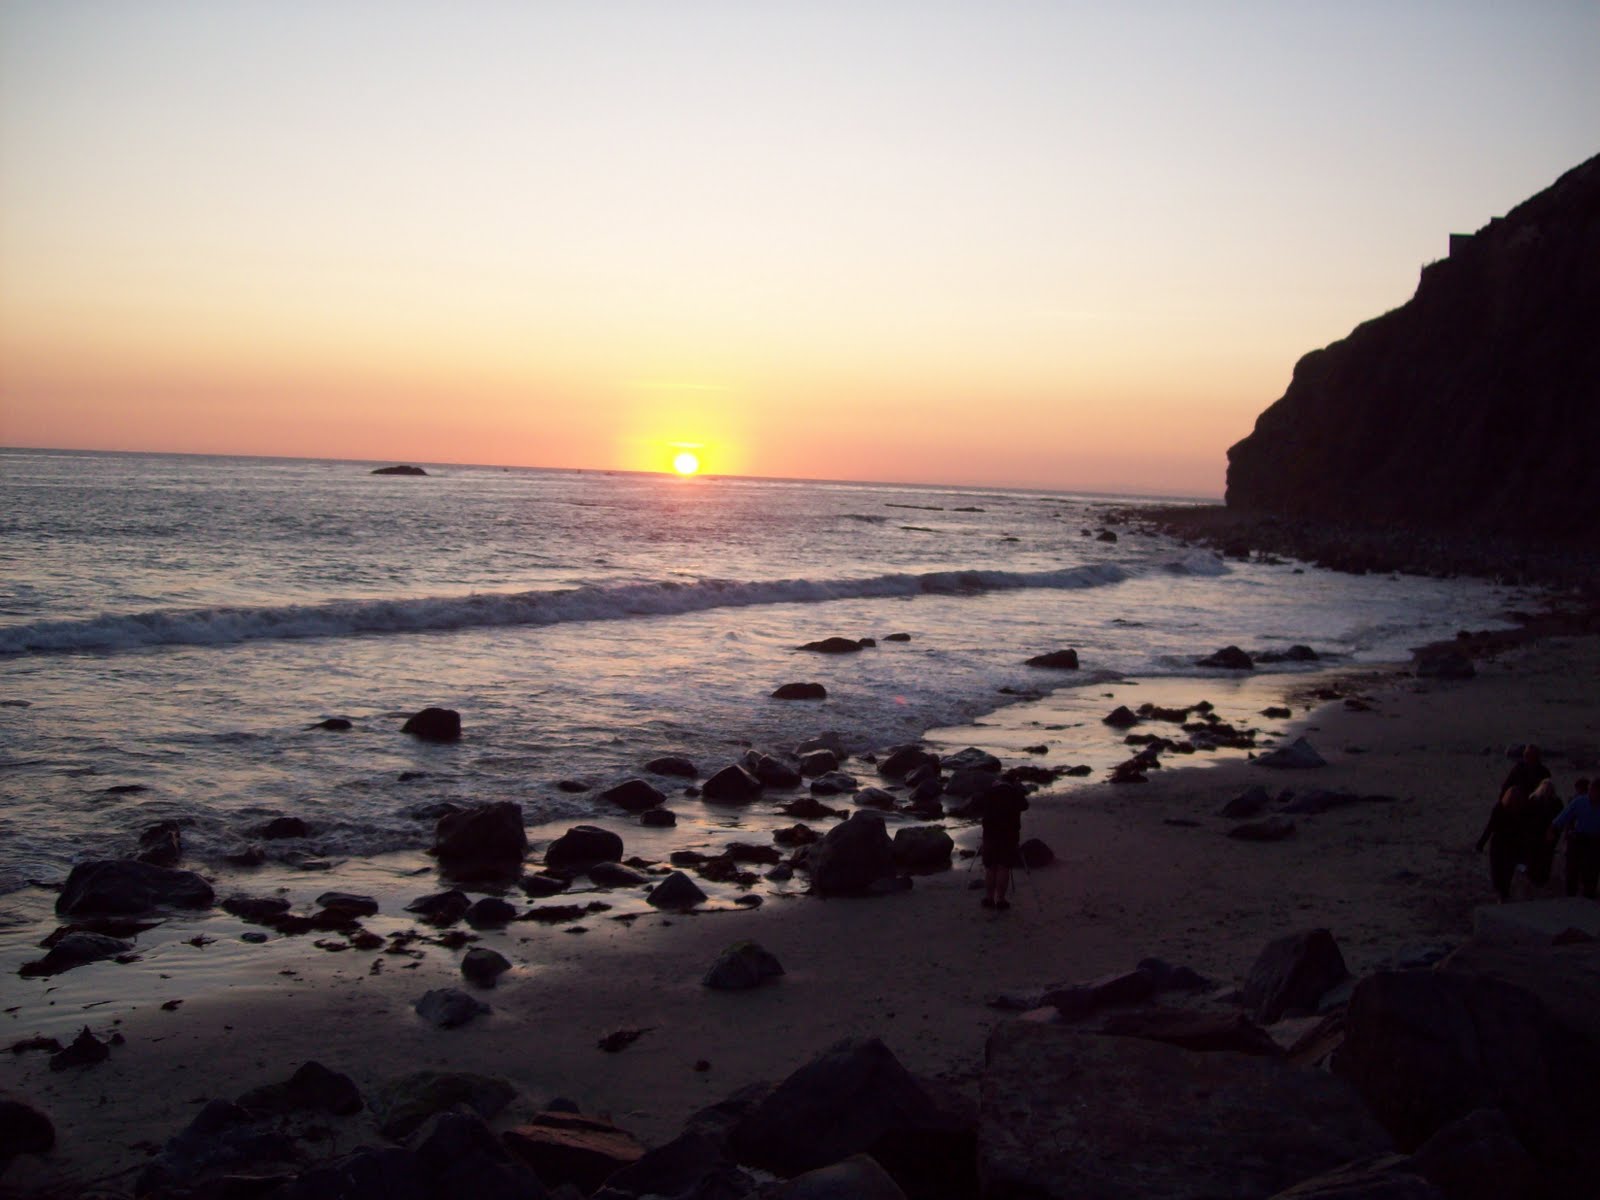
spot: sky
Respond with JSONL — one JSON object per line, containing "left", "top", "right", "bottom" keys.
{"left": 1, "top": 2, "right": 1596, "bottom": 495}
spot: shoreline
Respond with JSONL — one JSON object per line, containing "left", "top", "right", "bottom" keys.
{"left": 5, "top": 632, "right": 1599, "bottom": 1195}
{"left": 1117, "top": 502, "right": 1600, "bottom": 594}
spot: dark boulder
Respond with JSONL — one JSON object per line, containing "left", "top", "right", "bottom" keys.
{"left": 1198, "top": 645, "right": 1255, "bottom": 670}
{"left": 1332, "top": 957, "right": 1600, "bottom": 1169}
{"left": 601, "top": 778, "right": 668, "bottom": 811}
{"left": 1018, "top": 838, "right": 1055, "bottom": 868}
{"left": 891, "top": 826, "right": 953, "bottom": 872}
{"left": 1405, "top": 1106, "right": 1539, "bottom": 1200}
{"left": 257, "top": 816, "right": 310, "bottom": 839}
{"left": 774, "top": 823, "right": 819, "bottom": 847}
{"left": 238, "top": 1060, "right": 364, "bottom": 1117}
{"left": 772, "top": 682, "right": 828, "bottom": 700}
{"left": 465, "top": 896, "right": 518, "bottom": 928}
{"left": 50, "top": 1027, "right": 110, "bottom": 1071}
{"left": 406, "top": 1109, "right": 544, "bottom": 1200}
{"left": 1220, "top": 786, "right": 1273, "bottom": 818}
{"left": 56, "top": 860, "right": 214, "bottom": 916}
{"left": 414, "top": 987, "right": 490, "bottom": 1028}
{"left": 588, "top": 861, "right": 649, "bottom": 887}
{"left": 1257, "top": 644, "right": 1320, "bottom": 663}
{"left": 981, "top": 1022, "right": 1389, "bottom": 1200}
{"left": 639, "top": 808, "right": 677, "bottom": 828}
{"left": 806, "top": 812, "right": 897, "bottom": 896}
{"left": 315, "top": 891, "right": 379, "bottom": 920}
{"left": 520, "top": 874, "right": 571, "bottom": 898}
{"left": 1255, "top": 738, "right": 1328, "bottom": 769}
{"left": 729, "top": 1037, "right": 958, "bottom": 1179}
{"left": 703, "top": 941, "right": 785, "bottom": 990}
{"left": 503, "top": 1111, "right": 646, "bottom": 1194}
{"left": 702, "top": 764, "right": 762, "bottom": 804}
{"left": 772, "top": 1154, "right": 908, "bottom": 1199}
{"left": 753, "top": 754, "right": 803, "bottom": 788}
{"left": 372, "top": 464, "right": 427, "bottom": 475}
{"left": 799, "top": 749, "right": 839, "bottom": 776}
{"left": 545, "top": 825, "right": 623, "bottom": 870}
{"left": 1025, "top": 649, "right": 1080, "bottom": 669}
{"left": 797, "top": 637, "right": 867, "bottom": 653}
{"left": 877, "top": 745, "right": 936, "bottom": 779}
{"left": 370, "top": 1070, "right": 516, "bottom": 1141}
{"left": 1102, "top": 706, "right": 1139, "bottom": 728}
{"left": 434, "top": 802, "right": 527, "bottom": 878}
{"left": 402, "top": 706, "right": 462, "bottom": 741}
{"left": 1043, "top": 968, "right": 1158, "bottom": 1020}
{"left": 943, "top": 767, "right": 998, "bottom": 799}
{"left": 647, "top": 871, "right": 707, "bottom": 910}
{"left": 405, "top": 890, "right": 472, "bottom": 928}
{"left": 224, "top": 894, "right": 294, "bottom": 924}
{"left": 461, "top": 947, "right": 511, "bottom": 988}
{"left": 781, "top": 796, "right": 847, "bottom": 820}
{"left": 1244, "top": 929, "right": 1350, "bottom": 1023}
{"left": 20, "top": 930, "right": 133, "bottom": 977}
{"left": 809, "top": 770, "right": 859, "bottom": 796}
{"left": 943, "top": 747, "right": 1000, "bottom": 773}
{"left": 0, "top": 1098, "right": 55, "bottom": 1162}
{"left": 309, "top": 716, "right": 353, "bottom": 730}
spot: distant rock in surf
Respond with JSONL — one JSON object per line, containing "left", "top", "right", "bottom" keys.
{"left": 402, "top": 707, "right": 461, "bottom": 741}
{"left": 798, "top": 636, "right": 869, "bottom": 653}
{"left": 601, "top": 778, "right": 668, "bottom": 811}
{"left": 1198, "top": 646, "right": 1254, "bottom": 670}
{"left": 371, "top": 464, "right": 428, "bottom": 475}
{"left": 772, "top": 682, "right": 828, "bottom": 700}
{"left": 1025, "top": 649, "right": 1080, "bottom": 669}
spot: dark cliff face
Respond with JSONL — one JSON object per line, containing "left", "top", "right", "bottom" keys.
{"left": 1226, "top": 153, "right": 1600, "bottom": 542}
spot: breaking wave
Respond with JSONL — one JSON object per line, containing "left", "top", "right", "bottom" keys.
{"left": 0, "top": 561, "right": 1207, "bottom": 657}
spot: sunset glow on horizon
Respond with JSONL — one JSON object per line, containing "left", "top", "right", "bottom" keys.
{"left": 2, "top": 2, "right": 1595, "bottom": 496}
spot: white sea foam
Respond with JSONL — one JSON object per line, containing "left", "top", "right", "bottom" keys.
{"left": 0, "top": 563, "right": 1141, "bottom": 656}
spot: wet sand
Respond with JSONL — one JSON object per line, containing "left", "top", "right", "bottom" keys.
{"left": 4, "top": 634, "right": 1597, "bottom": 1196}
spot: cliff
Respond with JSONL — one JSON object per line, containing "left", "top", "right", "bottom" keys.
{"left": 1226, "top": 153, "right": 1600, "bottom": 543}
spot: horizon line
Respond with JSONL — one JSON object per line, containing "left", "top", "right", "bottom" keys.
{"left": 0, "top": 443, "right": 1226, "bottom": 505}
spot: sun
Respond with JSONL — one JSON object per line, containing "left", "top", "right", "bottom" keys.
{"left": 672, "top": 451, "right": 701, "bottom": 476}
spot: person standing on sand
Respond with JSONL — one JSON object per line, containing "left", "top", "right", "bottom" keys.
{"left": 1550, "top": 777, "right": 1600, "bottom": 898}
{"left": 1524, "top": 779, "right": 1563, "bottom": 887}
{"left": 1478, "top": 785, "right": 1534, "bottom": 902}
{"left": 975, "top": 780, "right": 1029, "bottom": 911}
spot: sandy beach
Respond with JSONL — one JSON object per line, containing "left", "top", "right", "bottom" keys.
{"left": 5, "top": 630, "right": 1598, "bottom": 1197}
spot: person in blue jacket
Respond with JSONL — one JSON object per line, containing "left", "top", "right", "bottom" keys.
{"left": 1549, "top": 777, "right": 1600, "bottom": 898}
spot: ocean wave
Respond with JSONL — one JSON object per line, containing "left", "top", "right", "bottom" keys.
{"left": 0, "top": 562, "right": 1174, "bottom": 657}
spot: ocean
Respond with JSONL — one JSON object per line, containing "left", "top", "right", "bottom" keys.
{"left": 0, "top": 448, "right": 1526, "bottom": 897}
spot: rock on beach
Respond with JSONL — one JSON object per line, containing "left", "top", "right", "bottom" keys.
{"left": 56, "top": 860, "right": 215, "bottom": 917}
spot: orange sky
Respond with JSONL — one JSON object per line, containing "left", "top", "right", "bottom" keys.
{"left": 3, "top": 3, "right": 1596, "bottom": 495}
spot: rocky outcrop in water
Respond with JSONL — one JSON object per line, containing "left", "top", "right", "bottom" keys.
{"left": 1226, "top": 154, "right": 1600, "bottom": 541}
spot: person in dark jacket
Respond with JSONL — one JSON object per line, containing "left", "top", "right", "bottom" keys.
{"left": 1478, "top": 784, "right": 1551, "bottom": 901}
{"left": 976, "top": 781, "right": 1029, "bottom": 911}
{"left": 1501, "top": 744, "right": 1551, "bottom": 796}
